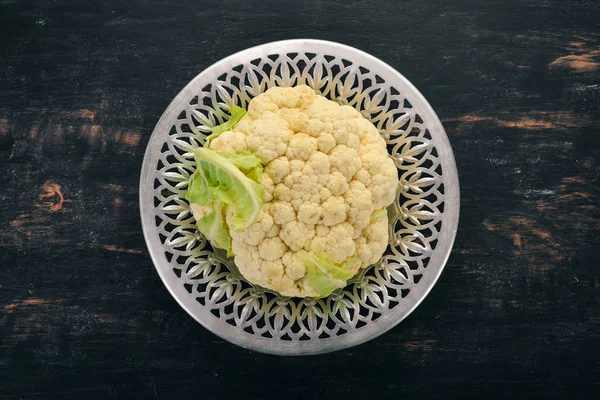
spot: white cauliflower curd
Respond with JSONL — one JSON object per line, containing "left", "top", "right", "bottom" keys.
{"left": 186, "top": 85, "right": 398, "bottom": 297}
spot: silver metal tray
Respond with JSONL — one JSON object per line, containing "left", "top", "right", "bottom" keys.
{"left": 139, "top": 39, "right": 459, "bottom": 355}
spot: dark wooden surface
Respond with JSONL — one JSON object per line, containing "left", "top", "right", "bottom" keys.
{"left": 1, "top": 0, "right": 599, "bottom": 398}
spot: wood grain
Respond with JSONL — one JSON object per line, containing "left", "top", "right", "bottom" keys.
{"left": 1, "top": 0, "right": 599, "bottom": 398}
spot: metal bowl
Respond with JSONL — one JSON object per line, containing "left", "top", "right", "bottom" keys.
{"left": 139, "top": 39, "right": 459, "bottom": 355}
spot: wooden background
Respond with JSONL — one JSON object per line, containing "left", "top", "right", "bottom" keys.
{"left": 1, "top": 0, "right": 599, "bottom": 398}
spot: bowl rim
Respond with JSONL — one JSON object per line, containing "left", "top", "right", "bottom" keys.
{"left": 139, "top": 38, "right": 460, "bottom": 355}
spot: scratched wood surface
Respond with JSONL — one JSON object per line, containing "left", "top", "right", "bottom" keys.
{"left": 1, "top": 0, "right": 599, "bottom": 398}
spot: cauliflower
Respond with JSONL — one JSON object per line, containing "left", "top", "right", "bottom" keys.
{"left": 189, "top": 85, "right": 398, "bottom": 297}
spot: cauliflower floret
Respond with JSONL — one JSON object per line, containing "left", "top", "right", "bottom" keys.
{"left": 318, "top": 187, "right": 332, "bottom": 203}
{"left": 327, "top": 171, "right": 349, "bottom": 196}
{"left": 247, "top": 114, "right": 292, "bottom": 163}
{"left": 280, "top": 220, "right": 315, "bottom": 251}
{"left": 332, "top": 119, "right": 359, "bottom": 145}
{"left": 263, "top": 85, "right": 315, "bottom": 109}
{"left": 259, "top": 237, "right": 287, "bottom": 260}
{"left": 286, "top": 133, "right": 318, "bottom": 161}
{"left": 209, "top": 85, "right": 398, "bottom": 297}
{"left": 339, "top": 105, "right": 362, "bottom": 118}
{"left": 356, "top": 118, "right": 387, "bottom": 146}
{"left": 355, "top": 216, "right": 389, "bottom": 267}
{"left": 321, "top": 196, "right": 347, "bottom": 226}
{"left": 231, "top": 240, "right": 267, "bottom": 284}
{"left": 346, "top": 133, "right": 361, "bottom": 150}
{"left": 291, "top": 198, "right": 303, "bottom": 211}
{"left": 355, "top": 237, "right": 373, "bottom": 265}
{"left": 291, "top": 112, "right": 310, "bottom": 133}
{"left": 297, "top": 202, "right": 321, "bottom": 225}
{"left": 305, "top": 96, "right": 342, "bottom": 121}
{"left": 247, "top": 95, "right": 279, "bottom": 119}
{"left": 265, "top": 222, "right": 281, "bottom": 238}
{"left": 277, "top": 108, "right": 300, "bottom": 128}
{"left": 360, "top": 144, "right": 385, "bottom": 172}
{"left": 344, "top": 180, "right": 373, "bottom": 235}
{"left": 284, "top": 170, "right": 320, "bottom": 201}
{"left": 315, "top": 223, "right": 329, "bottom": 237}
{"left": 229, "top": 210, "right": 274, "bottom": 246}
{"left": 358, "top": 144, "right": 398, "bottom": 208}
{"left": 282, "top": 251, "right": 307, "bottom": 281}
{"left": 317, "top": 133, "right": 337, "bottom": 153}
{"left": 263, "top": 260, "right": 284, "bottom": 280}
{"left": 209, "top": 130, "right": 248, "bottom": 153}
{"left": 271, "top": 201, "right": 295, "bottom": 225}
{"left": 261, "top": 173, "right": 274, "bottom": 202}
{"left": 330, "top": 145, "right": 361, "bottom": 180}
{"left": 306, "top": 119, "right": 322, "bottom": 137}
{"left": 354, "top": 168, "right": 371, "bottom": 186}
{"left": 289, "top": 159, "right": 305, "bottom": 173}
{"left": 266, "top": 157, "right": 290, "bottom": 184}
{"left": 307, "top": 152, "right": 330, "bottom": 175}
{"left": 303, "top": 163, "right": 328, "bottom": 187}
{"left": 369, "top": 164, "right": 398, "bottom": 209}
{"left": 273, "top": 183, "right": 292, "bottom": 202}
{"left": 310, "top": 222, "right": 356, "bottom": 264}
{"left": 277, "top": 108, "right": 311, "bottom": 134}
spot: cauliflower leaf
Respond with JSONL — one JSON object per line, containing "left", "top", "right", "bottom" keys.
{"left": 205, "top": 105, "right": 247, "bottom": 144}
{"left": 218, "top": 151, "right": 264, "bottom": 183}
{"left": 297, "top": 250, "right": 356, "bottom": 297}
{"left": 372, "top": 208, "right": 388, "bottom": 221}
{"left": 190, "top": 202, "right": 232, "bottom": 256}
{"left": 186, "top": 148, "right": 263, "bottom": 232}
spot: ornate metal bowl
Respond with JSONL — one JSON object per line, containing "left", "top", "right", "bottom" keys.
{"left": 139, "top": 39, "right": 459, "bottom": 355}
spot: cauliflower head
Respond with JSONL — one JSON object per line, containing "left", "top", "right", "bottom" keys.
{"left": 192, "top": 85, "right": 398, "bottom": 297}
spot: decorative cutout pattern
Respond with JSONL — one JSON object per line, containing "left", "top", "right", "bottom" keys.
{"left": 142, "top": 42, "right": 457, "bottom": 354}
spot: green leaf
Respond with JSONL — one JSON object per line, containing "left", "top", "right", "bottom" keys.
{"left": 298, "top": 251, "right": 356, "bottom": 297}
{"left": 218, "top": 151, "right": 263, "bottom": 183}
{"left": 205, "top": 105, "right": 247, "bottom": 144}
{"left": 190, "top": 202, "right": 232, "bottom": 256}
{"left": 186, "top": 170, "right": 213, "bottom": 206}
{"left": 186, "top": 148, "right": 262, "bottom": 231}
{"left": 372, "top": 208, "right": 388, "bottom": 221}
